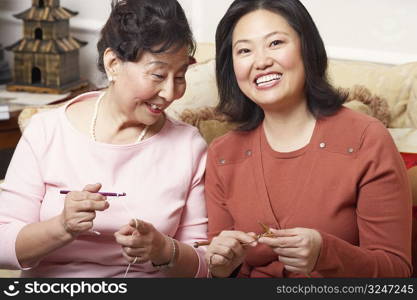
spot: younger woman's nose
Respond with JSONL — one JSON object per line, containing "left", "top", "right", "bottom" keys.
{"left": 254, "top": 51, "right": 273, "bottom": 70}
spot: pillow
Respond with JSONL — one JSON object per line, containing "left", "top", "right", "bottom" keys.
{"left": 180, "top": 107, "right": 237, "bottom": 144}
{"left": 343, "top": 100, "right": 372, "bottom": 118}
{"left": 328, "top": 59, "right": 417, "bottom": 128}
{"left": 341, "top": 85, "right": 391, "bottom": 127}
{"left": 165, "top": 59, "right": 219, "bottom": 121}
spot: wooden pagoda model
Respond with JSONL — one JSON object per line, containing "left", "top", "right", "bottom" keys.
{"left": 6, "top": 0, "right": 88, "bottom": 94}
{"left": 0, "top": 44, "right": 12, "bottom": 84}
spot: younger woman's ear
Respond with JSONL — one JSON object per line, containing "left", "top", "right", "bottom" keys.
{"left": 103, "top": 48, "right": 120, "bottom": 81}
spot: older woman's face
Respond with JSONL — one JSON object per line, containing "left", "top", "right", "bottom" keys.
{"left": 112, "top": 46, "right": 190, "bottom": 126}
{"left": 232, "top": 9, "right": 306, "bottom": 111}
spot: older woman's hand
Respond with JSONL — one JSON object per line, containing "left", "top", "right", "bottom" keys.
{"left": 114, "top": 219, "right": 169, "bottom": 265}
{"left": 60, "top": 183, "right": 109, "bottom": 237}
{"left": 258, "top": 227, "right": 322, "bottom": 275}
{"left": 205, "top": 231, "right": 257, "bottom": 278}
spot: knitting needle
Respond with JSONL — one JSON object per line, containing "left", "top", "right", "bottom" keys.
{"left": 193, "top": 239, "right": 260, "bottom": 248}
{"left": 59, "top": 190, "right": 126, "bottom": 197}
{"left": 193, "top": 222, "right": 276, "bottom": 248}
{"left": 193, "top": 241, "right": 210, "bottom": 248}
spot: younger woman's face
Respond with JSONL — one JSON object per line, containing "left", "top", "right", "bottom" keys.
{"left": 111, "top": 46, "right": 190, "bottom": 126}
{"left": 232, "top": 9, "right": 306, "bottom": 111}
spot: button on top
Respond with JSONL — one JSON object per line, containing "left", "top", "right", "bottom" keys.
{"left": 348, "top": 148, "right": 354, "bottom": 153}
{"left": 319, "top": 142, "right": 326, "bottom": 149}
{"left": 245, "top": 150, "right": 252, "bottom": 156}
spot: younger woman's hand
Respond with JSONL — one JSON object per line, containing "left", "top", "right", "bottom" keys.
{"left": 258, "top": 227, "right": 322, "bottom": 275}
{"left": 205, "top": 230, "right": 257, "bottom": 278}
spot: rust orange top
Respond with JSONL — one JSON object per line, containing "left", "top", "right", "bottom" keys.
{"left": 206, "top": 108, "right": 412, "bottom": 277}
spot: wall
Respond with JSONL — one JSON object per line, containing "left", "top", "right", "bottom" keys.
{"left": 181, "top": 0, "right": 417, "bottom": 64}
{"left": 1, "top": 0, "right": 417, "bottom": 86}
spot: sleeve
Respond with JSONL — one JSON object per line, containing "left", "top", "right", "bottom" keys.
{"left": 0, "top": 115, "right": 46, "bottom": 269}
{"left": 315, "top": 121, "right": 412, "bottom": 277}
{"left": 205, "top": 144, "right": 235, "bottom": 240}
{"left": 173, "top": 130, "right": 208, "bottom": 277}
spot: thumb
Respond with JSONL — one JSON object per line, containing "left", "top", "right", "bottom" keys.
{"left": 82, "top": 183, "right": 102, "bottom": 193}
{"left": 130, "top": 219, "right": 151, "bottom": 234}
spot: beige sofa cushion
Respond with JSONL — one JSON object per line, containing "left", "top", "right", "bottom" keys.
{"left": 166, "top": 59, "right": 219, "bottom": 120}
{"left": 327, "top": 60, "right": 417, "bottom": 128}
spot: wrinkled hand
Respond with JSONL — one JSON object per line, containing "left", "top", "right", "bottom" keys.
{"left": 258, "top": 227, "right": 322, "bottom": 275}
{"left": 205, "top": 231, "right": 257, "bottom": 278}
{"left": 114, "top": 219, "right": 167, "bottom": 264}
{"left": 60, "top": 183, "right": 109, "bottom": 237}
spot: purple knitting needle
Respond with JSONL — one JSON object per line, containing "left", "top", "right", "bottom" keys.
{"left": 59, "top": 190, "right": 126, "bottom": 197}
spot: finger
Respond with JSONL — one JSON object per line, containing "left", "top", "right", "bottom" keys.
{"left": 116, "top": 224, "right": 136, "bottom": 236}
{"left": 210, "top": 244, "right": 236, "bottom": 261}
{"left": 122, "top": 252, "right": 149, "bottom": 264}
{"left": 283, "top": 264, "right": 305, "bottom": 274}
{"left": 258, "top": 235, "right": 300, "bottom": 248}
{"left": 269, "top": 228, "right": 299, "bottom": 237}
{"left": 208, "top": 253, "right": 229, "bottom": 266}
{"left": 219, "top": 230, "right": 257, "bottom": 245}
{"left": 82, "top": 183, "right": 102, "bottom": 193}
{"left": 133, "top": 219, "right": 151, "bottom": 234}
{"left": 87, "top": 192, "right": 107, "bottom": 202}
{"left": 278, "top": 256, "right": 305, "bottom": 268}
{"left": 76, "top": 199, "right": 108, "bottom": 212}
{"left": 76, "top": 211, "right": 96, "bottom": 222}
{"left": 114, "top": 232, "right": 137, "bottom": 247}
{"left": 122, "top": 246, "right": 147, "bottom": 257}
{"left": 272, "top": 247, "right": 300, "bottom": 258}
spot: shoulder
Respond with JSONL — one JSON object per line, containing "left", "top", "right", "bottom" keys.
{"left": 166, "top": 116, "right": 205, "bottom": 140}
{"left": 164, "top": 116, "right": 208, "bottom": 151}
{"left": 22, "top": 105, "right": 62, "bottom": 138}
{"left": 319, "top": 107, "right": 392, "bottom": 156}
{"left": 207, "top": 128, "right": 256, "bottom": 165}
{"left": 321, "top": 106, "right": 382, "bottom": 132}
{"left": 24, "top": 91, "right": 98, "bottom": 135}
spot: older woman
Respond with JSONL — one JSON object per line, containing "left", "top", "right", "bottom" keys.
{"left": 204, "top": 0, "right": 412, "bottom": 278}
{"left": 0, "top": 0, "right": 207, "bottom": 278}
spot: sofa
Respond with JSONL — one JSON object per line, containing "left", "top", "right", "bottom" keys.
{"left": 1, "top": 43, "right": 417, "bottom": 277}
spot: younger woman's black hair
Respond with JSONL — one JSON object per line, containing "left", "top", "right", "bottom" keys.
{"left": 215, "top": 0, "right": 346, "bottom": 131}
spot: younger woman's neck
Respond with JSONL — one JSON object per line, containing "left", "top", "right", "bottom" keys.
{"left": 262, "top": 101, "right": 316, "bottom": 152}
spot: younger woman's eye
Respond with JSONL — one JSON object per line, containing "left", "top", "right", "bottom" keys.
{"left": 152, "top": 74, "right": 164, "bottom": 79}
{"left": 270, "top": 40, "right": 283, "bottom": 47}
{"left": 237, "top": 48, "right": 251, "bottom": 55}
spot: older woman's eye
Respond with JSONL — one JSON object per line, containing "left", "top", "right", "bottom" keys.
{"left": 175, "top": 76, "right": 186, "bottom": 83}
{"left": 152, "top": 74, "right": 165, "bottom": 80}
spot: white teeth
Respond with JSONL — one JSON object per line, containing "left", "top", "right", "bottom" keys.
{"left": 256, "top": 73, "right": 282, "bottom": 85}
{"left": 150, "top": 103, "right": 161, "bottom": 110}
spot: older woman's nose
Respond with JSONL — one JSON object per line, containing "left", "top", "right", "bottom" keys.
{"left": 159, "top": 79, "right": 176, "bottom": 102}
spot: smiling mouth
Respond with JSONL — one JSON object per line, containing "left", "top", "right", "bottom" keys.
{"left": 255, "top": 73, "right": 283, "bottom": 87}
{"left": 145, "top": 102, "right": 163, "bottom": 113}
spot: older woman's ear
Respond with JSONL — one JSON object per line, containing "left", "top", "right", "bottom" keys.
{"left": 103, "top": 48, "right": 120, "bottom": 83}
